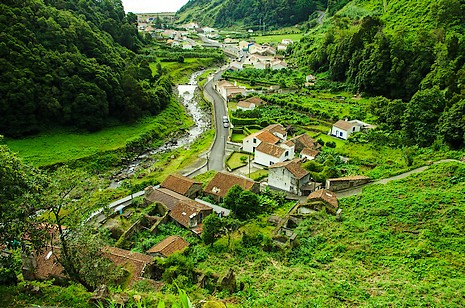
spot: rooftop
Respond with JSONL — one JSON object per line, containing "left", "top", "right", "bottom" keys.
{"left": 146, "top": 235, "right": 189, "bottom": 257}
{"left": 205, "top": 172, "right": 257, "bottom": 199}
{"left": 160, "top": 174, "right": 202, "bottom": 196}
{"left": 256, "top": 142, "right": 286, "bottom": 158}
{"left": 269, "top": 159, "right": 309, "bottom": 179}
{"left": 306, "top": 189, "right": 338, "bottom": 209}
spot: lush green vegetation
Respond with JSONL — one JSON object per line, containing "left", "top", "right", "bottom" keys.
{"left": 224, "top": 68, "right": 307, "bottom": 88}
{"left": 4, "top": 99, "right": 192, "bottom": 167}
{"left": 0, "top": 0, "right": 173, "bottom": 137}
{"left": 291, "top": 0, "right": 465, "bottom": 148}
{"left": 177, "top": 0, "right": 329, "bottom": 29}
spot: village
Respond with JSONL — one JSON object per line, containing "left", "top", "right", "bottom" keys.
{"left": 17, "top": 15, "right": 384, "bottom": 295}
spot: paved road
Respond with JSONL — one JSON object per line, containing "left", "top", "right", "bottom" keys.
{"left": 336, "top": 159, "right": 464, "bottom": 198}
{"left": 204, "top": 71, "right": 229, "bottom": 171}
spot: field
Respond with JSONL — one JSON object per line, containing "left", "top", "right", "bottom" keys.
{"left": 5, "top": 100, "right": 192, "bottom": 167}
{"left": 252, "top": 33, "right": 305, "bottom": 44}
{"left": 156, "top": 58, "right": 216, "bottom": 84}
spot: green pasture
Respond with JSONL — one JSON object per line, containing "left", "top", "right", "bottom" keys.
{"left": 6, "top": 100, "right": 192, "bottom": 167}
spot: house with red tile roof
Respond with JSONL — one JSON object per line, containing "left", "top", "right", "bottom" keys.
{"left": 204, "top": 172, "right": 260, "bottom": 201}
{"left": 147, "top": 235, "right": 190, "bottom": 258}
{"left": 300, "top": 148, "right": 319, "bottom": 161}
{"left": 290, "top": 134, "right": 321, "bottom": 153}
{"left": 242, "top": 130, "right": 280, "bottom": 153}
{"left": 254, "top": 140, "right": 295, "bottom": 166}
{"left": 331, "top": 119, "right": 374, "bottom": 140}
{"left": 268, "top": 159, "right": 310, "bottom": 195}
{"left": 160, "top": 174, "right": 203, "bottom": 199}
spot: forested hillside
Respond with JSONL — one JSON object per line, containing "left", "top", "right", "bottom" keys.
{"left": 177, "top": 0, "right": 329, "bottom": 28}
{"left": 0, "top": 0, "right": 172, "bottom": 137}
{"left": 291, "top": 0, "right": 465, "bottom": 148}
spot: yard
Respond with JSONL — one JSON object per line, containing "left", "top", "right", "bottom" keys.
{"left": 226, "top": 152, "right": 253, "bottom": 170}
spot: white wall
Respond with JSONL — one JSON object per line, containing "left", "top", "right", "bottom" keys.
{"left": 243, "top": 136, "right": 261, "bottom": 153}
{"left": 268, "top": 167, "right": 292, "bottom": 192}
{"left": 331, "top": 127, "right": 349, "bottom": 140}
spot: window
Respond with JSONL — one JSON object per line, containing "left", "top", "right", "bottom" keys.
{"left": 253, "top": 138, "right": 257, "bottom": 143}
{"left": 285, "top": 151, "right": 289, "bottom": 156}
{"left": 270, "top": 161, "right": 274, "bottom": 165}
{"left": 352, "top": 127, "right": 355, "bottom": 132}
{"left": 339, "top": 132, "right": 343, "bottom": 137}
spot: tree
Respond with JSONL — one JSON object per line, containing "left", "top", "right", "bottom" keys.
{"left": 202, "top": 214, "right": 223, "bottom": 246}
{"left": 0, "top": 139, "right": 47, "bottom": 283}
{"left": 41, "top": 166, "right": 120, "bottom": 291}
{"left": 438, "top": 99, "right": 465, "bottom": 148}
{"left": 402, "top": 87, "right": 446, "bottom": 146}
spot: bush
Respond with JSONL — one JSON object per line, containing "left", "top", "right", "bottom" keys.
{"left": 326, "top": 141, "right": 336, "bottom": 148}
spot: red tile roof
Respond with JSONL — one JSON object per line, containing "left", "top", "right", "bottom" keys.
{"left": 169, "top": 200, "right": 212, "bottom": 229}
{"left": 145, "top": 187, "right": 190, "bottom": 210}
{"left": 327, "top": 175, "right": 370, "bottom": 182}
{"left": 103, "top": 247, "right": 153, "bottom": 286}
{"left": 290, "top": 134, "right": 319, "bottom": 151}
{"left": 269, "top": 159, "right": 309, "bottom": 179}
{"left": 237, "top": 100, "right": 254, "bottom": 108}
{"left": 160, "top": 174, "right": 202, "bottom": 196}
{"left": 204, "top": 172, "right": 258, "bottom": 199}
{"left": 256, "top": 142, "right": 286, "bottom": 158}
{"left": 301, "top": 148, "right": 319, "bottom": 158}
{"left": 146, "top": 235, "right": 190, "bottom": 257}
{"left": 256, "top": 131, "right": 280, "bottom": 144}
{"left": 263, "top": 124, "right": 287, "bottom": 137}
{"left": 333, "top": 120, "right": 355, "bottom": 131}
{"left": 306, "top": 189, "right": 338, "bottom": 210}
{"left": 244, "top": 96, "right": 267, "bottom": 106}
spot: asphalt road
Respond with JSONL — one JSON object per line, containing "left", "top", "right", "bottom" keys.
{"left": 204, "top": 71, "right": 229, "bottom": 171}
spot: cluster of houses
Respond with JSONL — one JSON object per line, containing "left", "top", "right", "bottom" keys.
{"left": 214, "top": 80, "right": 248, "bottom": 101}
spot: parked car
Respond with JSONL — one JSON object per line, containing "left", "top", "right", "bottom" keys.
{"left": 222, "top": 116, "right": 229, "bottom": 123}
{"left": 223, "top": 122, "right": 229, "bottom": 128}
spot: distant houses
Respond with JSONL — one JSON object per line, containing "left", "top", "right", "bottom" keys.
{"left": 236, "top": 96, "right": 267, "bottom": 111}
{"left": 214, "top": 80, "right": 247, "bottom": 101}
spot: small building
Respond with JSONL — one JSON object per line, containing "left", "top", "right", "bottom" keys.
{"left": 160, "top": 174, "right": 203, "bottom": 199}
{"left": 268, "top": 159, "right": 310, "bottom": 195}
{"left": 301, "top": 189, "right": 339, "bottom": 215}
{"left": 204, "top": 172, "right": 260, "bottom": 201}
{"left": 290, "top": 134, "right": 320, "bottom": 153}
{"left": 236, "top": 96, "right": 267, "bottom": 110}
{"left": 147, "top": 236, "right": 190, "bottom": 258}
{"left": 270, "top": 60, "right": 288, "bottom": 70}
{"left": 239, "top": 40, "right": 250, "bottom": 51}
{"left": 300, "top": 148, "right": 319, "bottom": 160}
{"left": 331, "top": 119, "right": 373, "bottom": 140}
{"left": 254, "top": 141, "right": 294, "bottom": 167}
{"left": 325, "top": 176, "right": 371, "bottom": 192}
{"left": 169, "top": 200, "right": 213, "bottom": 234}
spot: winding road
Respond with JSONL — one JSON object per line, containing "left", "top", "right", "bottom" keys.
{"left": 203, "top": 70, "right": 229, "bottom": 171}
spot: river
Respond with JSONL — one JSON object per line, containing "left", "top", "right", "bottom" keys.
{"left": 110, "top": 71, "right": 210, "bottom": 187}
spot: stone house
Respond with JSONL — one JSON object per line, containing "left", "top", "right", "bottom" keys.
{"left": 268, "top": 159, "right": 310, "bottom": 195}
{"left": 204, "top": 172, "right": 260, "bottom": 202}
{"left": 325, "top": 176, "right": 371, "bottom": 192}
{"left": 168, "top": 200, "right": 213, "bottom": 234}
{"left": 147, "top": 236, "right": 190, "bottom": 258}
{"left": 301, "top": 189, "right": 339, "bottom": 215}
{"left": 299, "top": 148, "right": 319, "bottom": 160}
{"left": 160, "top": 174, "right": 203, "bottom": 199}
{"left": 289, "top": 134, "right": 321, "bottom": 153}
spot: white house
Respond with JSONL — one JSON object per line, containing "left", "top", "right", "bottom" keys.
{"left": 263, "top": 124, "right": 287, "bottom": 140}
{"left": 331, "top": 119, "right": 373, "bottom": 140}
{"left": 268, "top": 159, "right": 310, "bottom": 195}
{"left": 254, "top": 142, "right": 294, "bottom": 166}
{"left": 236, "top": 97, "right": 267, "bottom": 111}
{"left": 214, "top": 80, "right": 247, "bottom": 101}
{"left": 277, "top": 43, "right": 287, "bottom": 52}
{"left": 242, "top": 130, "right": 280, "bottom": 153}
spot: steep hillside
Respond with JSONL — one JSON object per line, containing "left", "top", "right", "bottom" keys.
{"left": 292, "top": 0, "right": 465, "bottom": 148}
{"left": 177, "top": 0, "right": 328, "bottom": 29}
{"left": 0, "top": 0, "right": 171, "bottom": 137}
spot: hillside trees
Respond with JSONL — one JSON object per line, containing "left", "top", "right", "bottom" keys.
{"left": 0, "top": 0, "right": 171, "bottom": 137}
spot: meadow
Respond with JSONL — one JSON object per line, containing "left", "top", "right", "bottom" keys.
{"left": 252, "top": 33, "right": 304, "bottom": 44}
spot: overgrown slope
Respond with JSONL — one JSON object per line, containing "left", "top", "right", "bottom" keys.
{"left": 196, "top": 162, "right": 465, "bottom": 306}
{"left": 177, "top": 0, "right": 328, "bottom": 29}
{"left": 0, "top": 0, "right": 171, "bottom": 137}
{"left": 291, "top": 0, "right": 465, "bottom": 148}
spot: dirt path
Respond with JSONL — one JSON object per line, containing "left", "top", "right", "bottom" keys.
{"left": 336, "top": 159, "right": 463, "bottom": 198}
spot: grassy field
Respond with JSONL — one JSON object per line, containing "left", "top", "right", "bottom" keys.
{"left": 226, "top": 152, "right": 253, "bottom": 170}
{"left": 5, "top": 100, "right": 192, "bottom": 167}
{"left": 252, "top": 33, "right": 304, "bottom": 44}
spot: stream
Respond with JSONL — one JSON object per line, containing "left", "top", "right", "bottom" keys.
{"left": 109, "top": 71, "right": 210, "bottom": 188}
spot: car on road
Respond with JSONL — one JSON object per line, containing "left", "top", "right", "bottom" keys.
{"left": 223, "top": 122, "right": 229, "bottom": 128}
{"left": 222, "top": 116, "right": 229, "bottom": 123}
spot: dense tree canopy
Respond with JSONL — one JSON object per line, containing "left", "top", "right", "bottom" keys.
{"left": 0, "top": 0, "right": 171, "bottom": 137}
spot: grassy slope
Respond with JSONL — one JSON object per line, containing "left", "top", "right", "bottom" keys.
{"left": 195, "top": 162, "right": 465, "bottom": 306}
{"left": 5, "top": 100, "right": 191, "bottom": 167}
{"left": 252, "top": 33, "right": 304, "bottom": 44}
